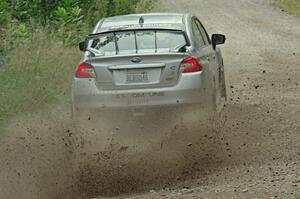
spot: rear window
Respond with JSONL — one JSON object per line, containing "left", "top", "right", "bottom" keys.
{"left": 88, "top": 30, "right": 187, "bottom": 56}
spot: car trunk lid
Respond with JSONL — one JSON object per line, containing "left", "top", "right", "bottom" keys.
{"left": 89, "top": 53, "right": 187, "bottom": 90}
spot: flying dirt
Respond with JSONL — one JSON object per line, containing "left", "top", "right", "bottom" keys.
{"left": 0, "top": 0, "right": 299, "bottom": 199}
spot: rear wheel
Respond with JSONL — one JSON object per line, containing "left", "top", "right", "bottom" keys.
{"left": 215, "top": 84, "right": 226, "bottom": 112}
{"left": 216, "top": 64, "right": 227, "bottom": 111}
{"left": 210, "top": 64, "right": 226, "bottom": 112}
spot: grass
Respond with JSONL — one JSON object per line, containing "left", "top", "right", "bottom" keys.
{"left": 284, "top": 188, "right": 300, "bottom": 199}
{"left": 0, "top": 0, "right": 156, "bottom": 128}
{"left": 0, "top": 29, "right": 81, "bottom": 126}
{"left": 276, "top": 0, "right": 300, "bottom": 15}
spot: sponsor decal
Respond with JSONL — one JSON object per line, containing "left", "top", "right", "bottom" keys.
{"left": 116, "top": 92, "right": 165, "bottom": 99}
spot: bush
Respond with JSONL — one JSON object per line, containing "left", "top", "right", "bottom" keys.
{"left": 51, "top": 4, "right": 86, "bottom": 45}
{"left": 0, "top": 0, "right": 155, "bottom": 58}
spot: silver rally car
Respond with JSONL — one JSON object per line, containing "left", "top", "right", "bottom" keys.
{"left": 72, "top": 13, "right": 226, "bottom": 116}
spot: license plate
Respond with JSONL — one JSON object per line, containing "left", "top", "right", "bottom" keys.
{"left": 126, "top": 70, "right": 149, "bottom": 83}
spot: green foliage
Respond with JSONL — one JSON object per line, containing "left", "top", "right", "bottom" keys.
{"left": 276, "top": 0, "right": 300, "bottom": 16}
{"left": 110, "top": 0, "right": 140, "bottom": 16}
{"left": 0, "top": 0, "right": 155, "bottom": 125}
{"left": 0, "top": 30, "right": 81, "bottom": 124}
{"left": 52, "top": 4, "right": 85, "bottom": 45}
{"left": 83, "top": 0, "right": 108, "bottom": 28}
{"left": 0, "top": 0, "right": 154, "bottom": 49}
{"left": 0, "top": 0, "right": 155, "bottom": 69}
{"left": 0, "top": 1, "right": 11, "bottom": 26}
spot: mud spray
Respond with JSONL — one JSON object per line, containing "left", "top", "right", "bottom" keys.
{"left": 0, "top": 105, "right": 226, "bottom": 199}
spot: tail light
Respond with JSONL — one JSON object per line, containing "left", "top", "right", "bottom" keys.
{"left": 180, "top": 56, "right": 203, "bottom": 73}
{"left": 75, "top": 62, "right": 96, "bottom": 78}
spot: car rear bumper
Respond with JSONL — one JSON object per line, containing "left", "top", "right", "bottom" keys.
{"left": 72, "top": 72, "right": 206, "bottom": 113}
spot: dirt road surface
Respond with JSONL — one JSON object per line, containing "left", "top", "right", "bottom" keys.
{"left": 0, "top": 0, "right": 299, "bottom": 199}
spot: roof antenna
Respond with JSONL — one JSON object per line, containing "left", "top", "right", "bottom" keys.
{"left": 139, "top": 16, "right": 144, "bottom": 27}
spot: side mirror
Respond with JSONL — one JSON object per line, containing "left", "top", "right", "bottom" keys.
{"left": 212, "top": 34, "right": 226, "bottom": 50}
{"left": 79, "top": 41, "right": 86, "bottom": 52}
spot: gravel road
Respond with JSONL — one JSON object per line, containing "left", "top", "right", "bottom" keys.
{"left": 104, "top": 0, "right": 300, "bottom": 198}
{"left": 0, "top": 0, "right": 299, "bottom": 199}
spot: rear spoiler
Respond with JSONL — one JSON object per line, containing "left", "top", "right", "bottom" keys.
{"left": 103, "top": 23, "right": 184, "bottom": 31}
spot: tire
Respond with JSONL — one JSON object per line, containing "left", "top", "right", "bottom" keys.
{"left": 212, "top": 64, "right": 226, "bottom": 112}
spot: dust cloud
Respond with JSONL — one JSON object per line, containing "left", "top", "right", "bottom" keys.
{"left": 0, "top": 105, "right": 224, "bottom": 199}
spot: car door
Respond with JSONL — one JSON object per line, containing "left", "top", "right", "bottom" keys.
{"left": 191, "top": 17, "right": 219, "bottom": 89}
